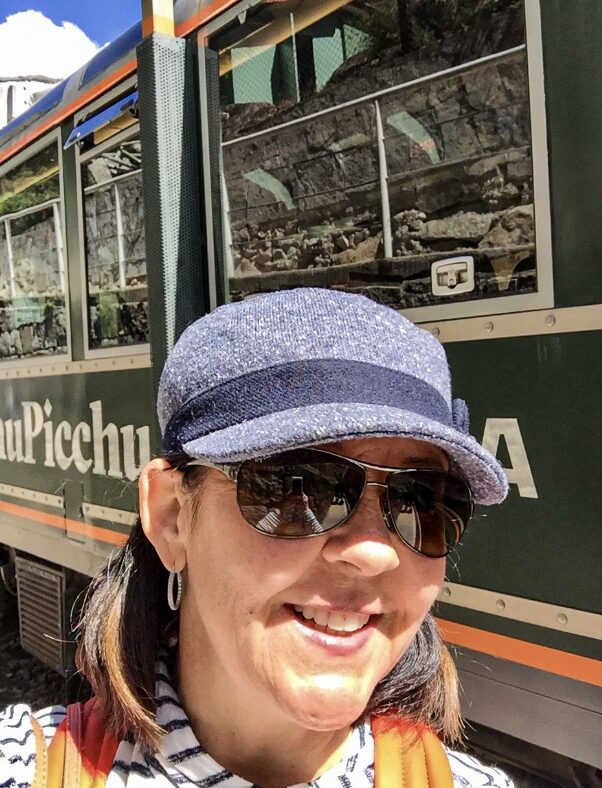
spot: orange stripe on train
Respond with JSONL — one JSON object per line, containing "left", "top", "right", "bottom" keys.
{"left": 436, "top": 617, "right": 602, "bottom": 688}
{"left": 0, "top": 499, "right": 127, "bottom": 546}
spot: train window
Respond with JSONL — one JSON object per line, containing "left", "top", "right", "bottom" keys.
{"left": 0, "top": 141, "right": 67, "bottom": 360}
{"left": 81, "top": 134, "right": 148, "bottom": 349}
{"left": 207, "top": 0, "right": 544, "bottom": 316}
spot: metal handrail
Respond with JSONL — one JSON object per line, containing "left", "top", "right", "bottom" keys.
{"left": 0, "top": 196, "right": 60, "bottom": 223}
{"left": 222, "top": 45, "right": 526, "bottom": 149}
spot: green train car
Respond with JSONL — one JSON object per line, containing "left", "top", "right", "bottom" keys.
{"left": 0, "top": 0, "right": 600, "bottom": 780}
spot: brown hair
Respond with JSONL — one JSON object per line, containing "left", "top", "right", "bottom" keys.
{"left": 77, "top": 461, "right": 462, "bottom": 750}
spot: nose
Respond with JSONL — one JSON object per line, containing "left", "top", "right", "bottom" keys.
{"left": 320, "top": 483, "right": 400, "bottom": 576}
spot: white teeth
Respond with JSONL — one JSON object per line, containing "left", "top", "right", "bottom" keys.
{"left": 313, "top": 609, "right": 329, "bottom": 627}
{"left": 327, "top": 612, "right": 346, "bottom": 630}
{"left": 293, "top": 605, "right": 370, "bottom": 632}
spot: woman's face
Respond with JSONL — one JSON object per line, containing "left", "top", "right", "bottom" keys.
{"left": 178, "top": 437, "right": 446, "bottom": 731}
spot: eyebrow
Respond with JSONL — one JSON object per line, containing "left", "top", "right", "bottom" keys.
{"left": 316, "top": 442, "right": 450, "bottom": 471}
{"left": 370, "top": 458, "right": 450, "bottom": 473}
{"left": 401, "top": 455, "right": 449, "bottom": 469}
{"left": 346, "top": 453, "right": 449, "bottom": 471}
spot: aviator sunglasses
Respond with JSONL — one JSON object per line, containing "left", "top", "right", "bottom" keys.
{"left": 184, "top": 448, "right": 474, "bottom": 558}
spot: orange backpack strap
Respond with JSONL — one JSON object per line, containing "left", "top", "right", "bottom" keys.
{"left": 30, "top": 715, "right": 48, "bottom": 788}
{"left": 31, "top": 699, "right": 120, "bottom": 788}
{"left": 372, "top": 716, "right": 454, "bottom": 788}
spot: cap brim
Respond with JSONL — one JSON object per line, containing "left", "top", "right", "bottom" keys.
{"left": 181, "top": 402, "right": 508, "bottom": 505}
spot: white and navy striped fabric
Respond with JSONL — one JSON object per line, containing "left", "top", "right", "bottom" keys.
{"left": 0, "top": 705, "right": 66, "bottom": 787}
{"left": 0, "top": 662, "right": 514, "bottom": 787}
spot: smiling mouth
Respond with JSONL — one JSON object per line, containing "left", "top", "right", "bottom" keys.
{"left": 286, "top": 604, "right": 376, "bottom": 636}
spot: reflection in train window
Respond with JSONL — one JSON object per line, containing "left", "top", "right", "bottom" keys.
{"left": 82, "top": 136, "right": 148, "bottom": 349}
{"left": 0, "top": 142, "right": 67, "bottom": 360}
{"left": 210, "top": 0, "right": 535, "bottom": 309}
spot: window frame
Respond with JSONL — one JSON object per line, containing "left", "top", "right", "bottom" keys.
{"left": 197, "top": 0, "right": 553, "bottom": 323}
{"left": 0, "top": 128, "right": 71, "bottom": 368}
{"left": 73, "top": 76, "right": 150, "bottom": 359}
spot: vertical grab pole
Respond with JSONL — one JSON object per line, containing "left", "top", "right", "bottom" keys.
{"left": 137, "top": 0, "right": 208, "bottom": 452}
{"left": 113, "top": 183, "right": 126, "bottom": 291}
{"left": 4, "top": 219, "right": 16, "bottom": 300}
{"left": 374, "top": 99, "right": 393, "bottom": 259}
{"left": 52, "top": 201, "right": 66, "bottom": 297}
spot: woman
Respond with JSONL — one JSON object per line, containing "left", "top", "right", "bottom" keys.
{"left": 1, "top": 288, "right": 513, "bottom": 787}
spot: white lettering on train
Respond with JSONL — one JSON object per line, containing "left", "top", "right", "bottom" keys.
{"left": 0, "top": 400, "right": 150, "bottom": 481}
{"left": 482, "top": 417, "right": 538, "bottom": 498}
{"left": 0, "top": 405, "right": 536, "bottom": 495}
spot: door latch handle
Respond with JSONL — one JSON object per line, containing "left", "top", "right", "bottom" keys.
{"left": 431, "top": 255, "right": 475, "bottom": 296}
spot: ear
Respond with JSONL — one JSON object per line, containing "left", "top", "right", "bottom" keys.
{"left": 139, "top": 457, "right": 187, "bottom": 572}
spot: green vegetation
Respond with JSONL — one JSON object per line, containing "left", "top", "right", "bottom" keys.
{"left": 0, "top": 144, "right": 59, "bottom": 219}
{"left": 0, "top": 171, "right": 59, "bottom": 219}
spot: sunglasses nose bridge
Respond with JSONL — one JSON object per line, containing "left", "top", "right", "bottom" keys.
{"left": 360, "top": 480, "right": 388, "bottom": 506}
{"left": 364, "top": 481, "right": 397, "bottom": 536}
{"left": 352, "top": 480, "right": 395, "bottom": 536}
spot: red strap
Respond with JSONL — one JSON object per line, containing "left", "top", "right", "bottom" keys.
{"left": 41, "top": 699, "right": 120, "bottom": 788}
{"left": 74, "top": 698, "right": 120, "bottom": 783}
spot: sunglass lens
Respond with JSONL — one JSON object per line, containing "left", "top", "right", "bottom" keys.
{"left": 236, "top": 451, "right": 364, "bottom": 537}
{"left": 387, "top": 471, "right": 471, "bottom": 557}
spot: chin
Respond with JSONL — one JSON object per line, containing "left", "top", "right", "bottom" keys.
{"left": 280, "top": 680, "right": 374, "bottom": 731}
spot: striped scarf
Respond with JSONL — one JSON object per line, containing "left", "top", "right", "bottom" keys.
{"left": 0, "top": 660, "right": 514, "bottom": 787}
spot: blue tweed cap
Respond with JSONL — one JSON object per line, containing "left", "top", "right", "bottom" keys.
{"left": 158, "top": 288, "right": 507, "bottom": 505}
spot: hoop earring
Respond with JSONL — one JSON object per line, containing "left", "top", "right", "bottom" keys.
{"left": 167, "top": 569, "right": 182, "bottom": 611}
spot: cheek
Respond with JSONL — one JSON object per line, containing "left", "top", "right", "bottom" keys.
{"left": 418, "top": 555, "right": 446, "bottom": 595}
{"left": 183, "top": 493, "right": 321, "bottom": 620}
{"left": 389, "top": 554, "right": 445, "bottom": 630}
